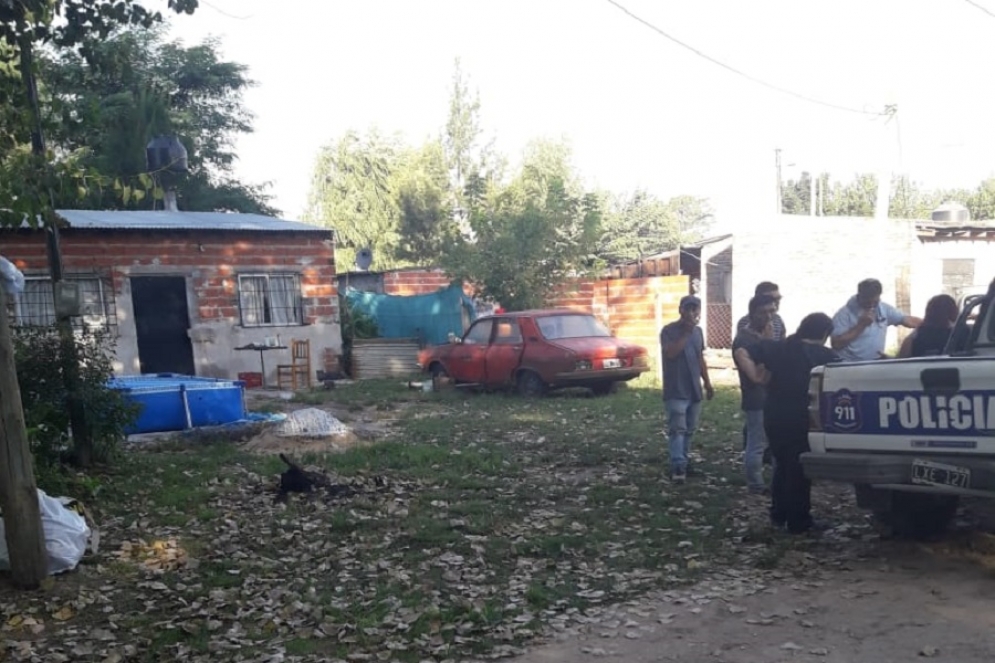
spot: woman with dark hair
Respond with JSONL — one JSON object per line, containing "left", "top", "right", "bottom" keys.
{"left": 898, "top": 294, "right": 959, "bottom": 358}
{"left": 734, "top": 313, "right": 841, "bottom": 534}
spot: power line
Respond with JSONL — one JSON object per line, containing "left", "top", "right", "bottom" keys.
{"left": 200, "top": 0, "right": 252, "bottom": 20}
{"left": 604, "top": 0, "right": 886, "bottom": 117}
{"left": 963, "top": 0, "right": 995, "bottom": 19}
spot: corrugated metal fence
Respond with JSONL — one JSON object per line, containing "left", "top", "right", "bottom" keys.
{"left": 351, "top": 338, "right": 421, "bottom": 379}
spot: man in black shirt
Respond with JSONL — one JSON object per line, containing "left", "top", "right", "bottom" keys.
{"left": 735, "top": 313, "right": 841, "bottom": 534}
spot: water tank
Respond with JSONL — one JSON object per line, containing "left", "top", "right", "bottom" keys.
{"left": 145, "top": 136, "right": 188, "bottom": 174}
{"left": 930, "top": 201, "right": 970, "bottom": 224}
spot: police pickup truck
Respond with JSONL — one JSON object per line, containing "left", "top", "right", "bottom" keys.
{"left": 802, "top": 279, "right": 995, "bottom": 538}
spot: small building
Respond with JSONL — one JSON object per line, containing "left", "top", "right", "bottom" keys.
{"left": 1, "top": 210, "right": 341, "bottom": 384}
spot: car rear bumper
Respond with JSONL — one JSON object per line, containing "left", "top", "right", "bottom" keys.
{"left": 801, "top": 451, "right": 995, "bottom": 497}
{"left": 553, "top": 367, "right": 649, "bottom": 385}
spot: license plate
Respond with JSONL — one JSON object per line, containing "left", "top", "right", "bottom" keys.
{"left": 603, "top": 358, "right": 621, "bottom": 369}
{"left": 911, "top": 459, "right": 971, "bottom": 489}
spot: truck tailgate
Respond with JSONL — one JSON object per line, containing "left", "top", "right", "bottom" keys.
{"left": 819, "top": 356, "right": 995, "bottom": 455}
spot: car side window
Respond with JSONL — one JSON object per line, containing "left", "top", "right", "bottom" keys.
{"left": 493, "top": 318, "right": 523, "bottom": 345}
{"left": 463, "top": 320, "right": 493, "bottom": 345}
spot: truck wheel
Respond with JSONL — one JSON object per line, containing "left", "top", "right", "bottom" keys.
{"left": 874, "top": 491, "right": 960, "bottom": 540}
{"left": 590, "top": 382, "right": 618, "bottom": 396}
{"left": 430, "top": 363, "right": 448, "bottom": 378}
{"left": 517, "top": 371, "right": 547, "bottom": 398}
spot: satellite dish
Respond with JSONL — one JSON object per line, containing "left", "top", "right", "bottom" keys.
{"left": 355, "top": 247, "right": 373, "bottom": 271}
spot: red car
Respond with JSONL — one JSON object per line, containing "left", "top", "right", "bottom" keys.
{"left": 417, "top": 309, "right": 650, "bottom": 396}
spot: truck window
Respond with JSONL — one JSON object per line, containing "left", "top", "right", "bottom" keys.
{"left": 982, "top": 299, "right": 995, "bottom": 346}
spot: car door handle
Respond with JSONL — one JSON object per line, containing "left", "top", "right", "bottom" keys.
{"left": 920, "top": 367, "right": 960, "bottom": 395}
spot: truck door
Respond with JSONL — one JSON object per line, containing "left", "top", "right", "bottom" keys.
{"left": 821, "top": 357, "right": 995, "bottom": 456}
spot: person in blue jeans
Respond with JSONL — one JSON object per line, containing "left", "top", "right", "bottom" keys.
{"left": 732, "top": 293, "right": 778, "bottom": 494}
{"left": 660, "top": 295, "right": 714, "bottom": 484}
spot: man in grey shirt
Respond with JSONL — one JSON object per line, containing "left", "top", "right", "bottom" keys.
{"left": 736, "top": 281, "right": 786, "bottom": 341}
{"left": 660, "top": 295, "right": 714, "bottom": 483}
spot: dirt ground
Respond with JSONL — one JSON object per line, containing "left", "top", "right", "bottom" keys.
{"left": 514, "top": 514, "right": 995, "bottom": 663}
{"left": 246, "top": 382, "right": 993, "bottom": 662}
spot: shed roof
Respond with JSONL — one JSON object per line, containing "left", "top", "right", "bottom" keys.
{"left": 46, "top": 210, "right": 332, "bottom": 236}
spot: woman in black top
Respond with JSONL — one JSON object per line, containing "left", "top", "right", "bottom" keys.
{"left": 736, "top": 313, "right": 840, "bottom": 534}
{"left": 898, "top": 294, "right": 958, "bottom": 358}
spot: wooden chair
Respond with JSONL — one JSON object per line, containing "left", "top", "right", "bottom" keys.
{"left": 276, "top": 339, "right": 312, "bottom": 391}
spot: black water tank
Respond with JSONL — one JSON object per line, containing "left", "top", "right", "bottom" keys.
{"left": 146, "top": 136, "right": 188, "bottom": 174}
{"left": 930, "top": 202, "right": 970, "bottom": 224}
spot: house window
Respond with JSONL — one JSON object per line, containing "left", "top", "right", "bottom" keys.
{"left": 16, "top": 275, "right": 114, "bottom": 330}
{"left": 941, "top": 259, "right": 975, "bottom": 298}
{"left": 238, "top": 273, "right": 303, "bottom": 327}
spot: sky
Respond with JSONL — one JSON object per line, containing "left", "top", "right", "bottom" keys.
{"left": 160, "top": 0, "right": 995, "bottom": 232}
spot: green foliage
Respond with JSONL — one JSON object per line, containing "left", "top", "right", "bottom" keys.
{"left": 39, "top": 25, "right": 275, "bottom": 214}
{"left": 337, "top": 296, "right": 379, "bottom": 378}
{"left": 305, "top": 129, "right": 404, "bottom": 271}
{"left": 395, "top": 140, "right": 461, "bottom": 263}
{"left": 13, "top": 326, "right": 139, "bottom": 470}
{"left": 597, "top": 190, "right": 712, "bottom": 263}
{"left": 782, "top": 171, "right": 995, "bottom": 220}
{"left": 440, "top": 139, "right": 602, "bottom": 311}
{"left": 0, "top": 1, "right": 200, "bottom": 230}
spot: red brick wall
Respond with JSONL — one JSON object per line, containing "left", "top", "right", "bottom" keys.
{"left": 548, "top": 275, "right": 690, "bottom": 378}
{"left": 372, "top": 268, "right": 689, "bottom": 368}
{"left": 382, "top": 268, "right": 453, "bottom": 296}
{"left": 1, "top": 229, "right": 338, "bottom": 324}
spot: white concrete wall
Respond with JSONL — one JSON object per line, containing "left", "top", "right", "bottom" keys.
{"left": 731, "top": 215, "right": 917, "bottom": 349}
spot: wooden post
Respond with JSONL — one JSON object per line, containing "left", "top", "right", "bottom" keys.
{"left": 0, "top": 282, "right": 47, "bottom": 589}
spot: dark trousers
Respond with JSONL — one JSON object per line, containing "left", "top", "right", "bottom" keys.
{"left": 766, "top": 424, "right": 812, "bottom": 532}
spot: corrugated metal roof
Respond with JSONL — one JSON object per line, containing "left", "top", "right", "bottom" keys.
{"left": 48, "top": 210, "right": 332, "bottom": 235}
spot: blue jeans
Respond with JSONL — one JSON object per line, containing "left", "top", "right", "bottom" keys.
{"left": 665, "top": 399, "right": 702, "bottom": 475}
{"left": 744, "top": 409, "right": 767, "bottom": 491}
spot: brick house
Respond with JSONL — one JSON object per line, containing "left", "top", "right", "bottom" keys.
{"left": 1, "top": 210, "right": 340, "bottom": 384}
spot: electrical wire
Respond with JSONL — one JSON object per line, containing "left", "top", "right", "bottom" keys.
{"left": 604, "top": 0, "right": 886, "bottom": 117}
{"left": 200, "top": 0, "right": 252, "bottom": 20}
{"left": 963, "top": 0, "right": 995, "bottom": 19}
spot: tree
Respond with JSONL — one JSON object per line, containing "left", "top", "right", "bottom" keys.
{"left": 394, "top": 139, "right": 461, "bottom": 263}
{"left": 440, "top": 139, "right": 601, "bottom": 310}
{"left": 441, "top": 59, "right": 504, "bottom": 203}
{"left": 780, "top": 171, "right": 812, "bottom": 215}
{"left": 443, "top": 57, "right": 481, "bottom": 201}
{"left": 40, "top": 25, "right": 275, "bottom": 213}
{"left": 0, "top": 0, "right": 199, "bottom": 590}
{"left": 597, "top": 190, "right": 712, "bottom": 264}
{"left": 304, "top": 129, "right": 404, "bottom": 271}
{"left": 780, "top": 171, "right": 995, "bottom": 220}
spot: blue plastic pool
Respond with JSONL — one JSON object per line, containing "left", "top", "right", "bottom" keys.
{"left": 108, "top": 374, "right": 247, "bottom": 435}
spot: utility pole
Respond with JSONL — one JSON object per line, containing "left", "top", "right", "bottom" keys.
{"left": 818, "top": 175, "right": 824, "bottom": 216}
{"left": 0, "top": 279, "right": 48, "bottom": 589}
{"left": 775, "top": 148, "right": 783, "bottom": 214}
{"left": 810, "top": 171, "right": 817, "bottom": 217}
{"left": 18, "top": 36, "right": 92, "bottom": 464}
{"left": 875, "top": 104, "right": 898, "bottom": 221}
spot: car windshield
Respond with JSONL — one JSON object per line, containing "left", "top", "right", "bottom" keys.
{"left": 536, "top": 314, "right": 611, "bottom": 340}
